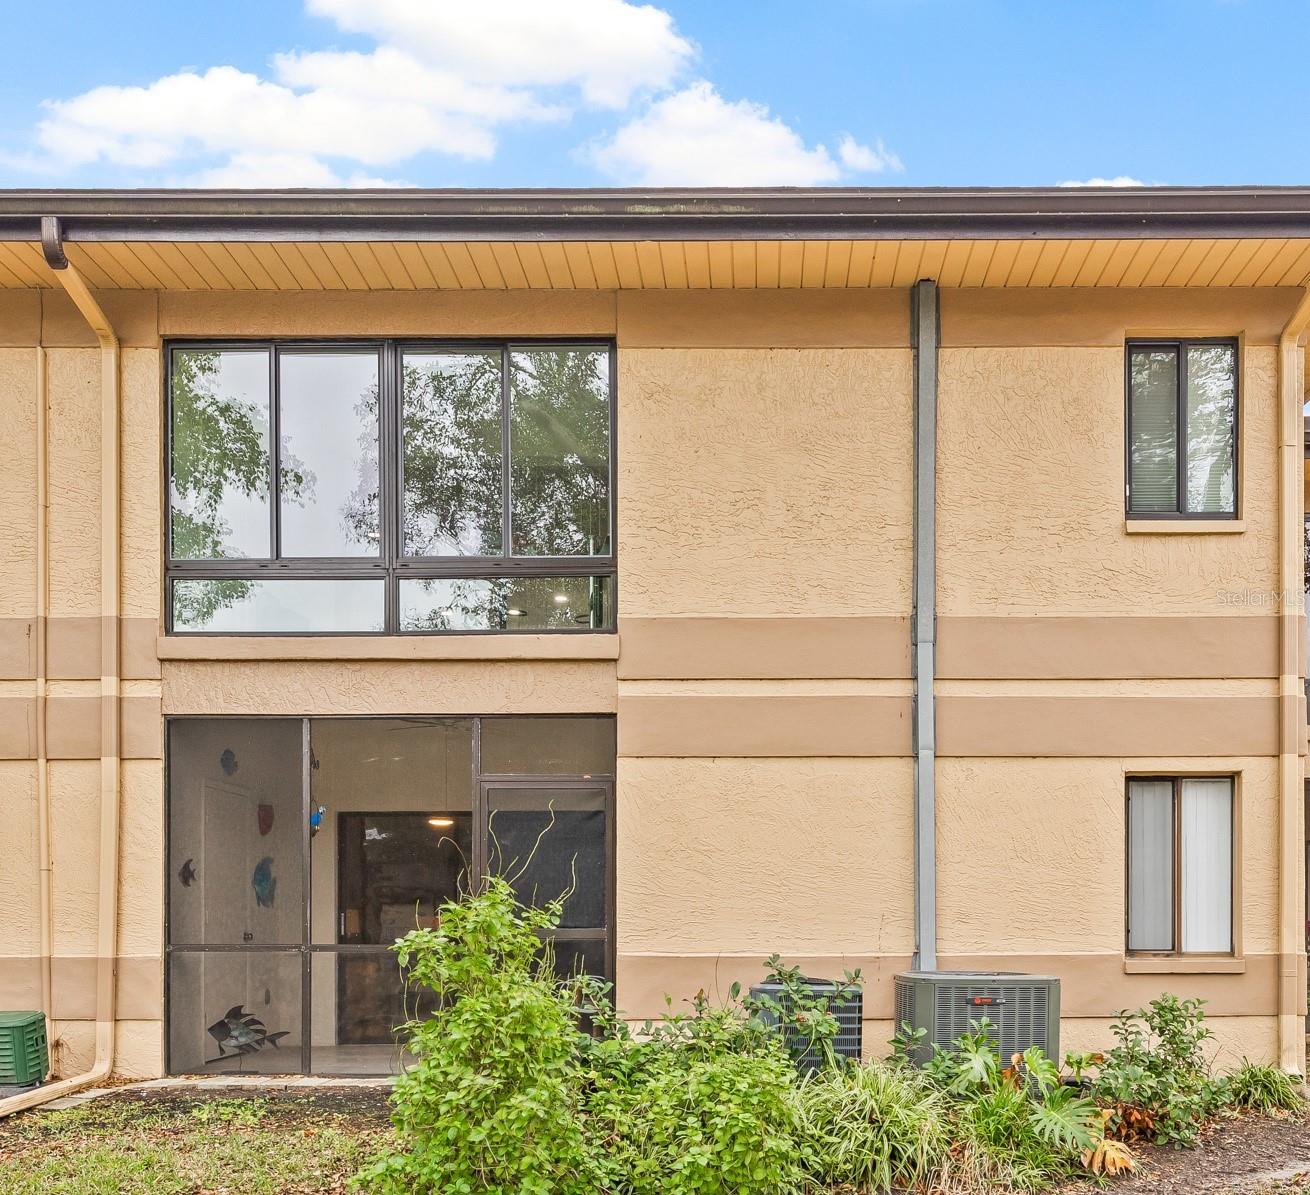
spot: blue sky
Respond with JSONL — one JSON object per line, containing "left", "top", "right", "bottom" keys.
{"left": 1, "top": 0, "right": 1305, "bottom": 189}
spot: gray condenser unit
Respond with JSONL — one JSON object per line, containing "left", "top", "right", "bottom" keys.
{"left": 894, "top": 971, "right": 1060, "bottom": 1066}
{"left": 750, "top": 978, "right": 862, "bottom": 1071}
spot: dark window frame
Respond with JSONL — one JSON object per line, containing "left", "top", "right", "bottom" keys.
{"left": 163, "top": 713, "right": 617, "bottom": 1077}
{"left": 163, "top": 337, "right": 618, "bottom": 635}
{"left": 1124, "top": 774, "right": 1235, "bottom": 958}
{"left": 1124, "top": 337, "right": 1240, "bottom": 520}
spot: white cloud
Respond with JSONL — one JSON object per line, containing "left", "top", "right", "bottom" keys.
{"left": 8, "top": 0, "right": 901, "bottom": 188}
{"left": 590, "top": 82, "right": 902, "bottom": 186}
{"left": 1058, "top": 176, "right": 1149, "bottom": 187}
{"left": 305, "top": 0, "right": 694, "bottom": 108}
{"left": 181, "top": 153, "right": 402, "bottom": 189}
{"left": 837, "top": 135, "right": 903, "bottom": 174}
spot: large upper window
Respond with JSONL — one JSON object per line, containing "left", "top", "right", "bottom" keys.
{"left": 1126, "top": 339, "right": 1238, "bottom": 518}
{"left": 166, "top": 341, "right": 614, "bottom": 634}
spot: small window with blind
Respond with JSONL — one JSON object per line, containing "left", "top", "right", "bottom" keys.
{"left": 1126, "top": 340, "right": 1238, "bottom": 518}
{"left": 1126, "top": 777, "right": 1234, "bottom": 956}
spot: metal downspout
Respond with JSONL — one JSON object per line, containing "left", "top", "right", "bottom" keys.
{"left": 0, "top": 218, "right": 122, "bottom": 1117}
{"left": 911, "top": 279, "right": 939, "bottom": 972}
{"left": 1276, "top": 287, "right": 1310, "bottom": 1075}
{"left": 35, "top": 340, "right": 51, "bottom": 1030}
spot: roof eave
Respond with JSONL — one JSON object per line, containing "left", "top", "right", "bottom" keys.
{"left": 2, "top": 186, "right": 1310, "bottom": 242}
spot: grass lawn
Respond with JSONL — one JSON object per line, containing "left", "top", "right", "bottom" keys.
{"left": 4, "top": 1084, "right": 1310, "bottom": 1194}
{"left": 0, "top": 1088, "right": 394, "bottom": 1195}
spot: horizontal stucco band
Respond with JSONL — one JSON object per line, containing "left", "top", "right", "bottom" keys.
{"left": 0, "top": 616, "right": 159, "bottom": 680}
{"left": 618, "top": 693, "right": 1275, "bottom": 757}
{"left": 615, "top": 954, "right": 1278, "bottom": 1020}
{"left": 936, "top": 694, "right": 1277, "bottom": 757}
{"left": 617, "top": 694, "right": 913, "bottom": 757}
{"left": 617, "top": 617, "right": 911, "bottom": 679}
{"left": 617, "top": 615, "right": 1278, "bottom": 682}
{"left": 0, "top": 695, "right": 161, "bottom": 759}
{"left": 0, "top": 956, "right": 161, "bottom": 1021}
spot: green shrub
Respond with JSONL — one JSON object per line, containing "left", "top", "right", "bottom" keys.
{"left": 586, "top": 989, "right": 806, "bottom": 1195}
{"left": 1091, "top": 994, "right": 1226, "bottom": 1147}
{"left": 919, "top": 1022, "right": 1102, "bottom": 1190}
{"left": 1225, "top": 1059, "right": 1306, "bottom": 1114}
{"left": 792, "top": 1059, "right": 952, "bottom": 1192}
{"left": 354, "top": 877, "right": 596, "bottom": 1195}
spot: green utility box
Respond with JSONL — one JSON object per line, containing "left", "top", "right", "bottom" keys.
{"left": 0, "top": 1011, "right": 48, "bottom": 1086}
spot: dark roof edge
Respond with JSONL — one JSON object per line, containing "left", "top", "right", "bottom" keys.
{"left": 2, "top": 186, "right": 1310, "bottom": 242}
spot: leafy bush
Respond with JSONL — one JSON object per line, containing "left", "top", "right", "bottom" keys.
{"left": 920, "top": 1021, "right": 1104, "bottom": 1190}
{"left": 589, "top": 1046, "right": 805, "bottom": 1195}
{"left": 792, "top": 1059, "right": 952, "bottom": 1192}
{"left": 354, "top": 877, "right": 597, "bottom": 1195}
{"left": 742, "top": 954, "right": 862, "bottom": 1071}
{"left": 1091, "top": 994, "right": 1226, "bottom": 1147}
{"left": 1225, "top": 1059, "right": 1306, "bottom": 1114}
{"left": 585, "top": 987, "right": 806, "bottom": 1195}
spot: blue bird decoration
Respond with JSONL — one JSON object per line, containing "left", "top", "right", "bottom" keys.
{"left": 251, "top": 856, "right": 277, "bottom": 908}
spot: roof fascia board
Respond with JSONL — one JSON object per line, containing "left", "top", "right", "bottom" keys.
{"left": 1, "top": 187, "right": 1309, "bottom": 242}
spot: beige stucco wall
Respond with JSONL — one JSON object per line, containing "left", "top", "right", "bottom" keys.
{"left": 0, "top": 284, "right": 1299, "bottom": 1077}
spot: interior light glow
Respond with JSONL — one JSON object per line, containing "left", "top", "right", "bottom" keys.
{"left": 428, "top": 816, "right": 455, "bottom": 828}
{"left": 507, "top": 608, "right": 527, "bottom": 617}
{"left": 553, "top": 593, "right": 569, "bottom": 604}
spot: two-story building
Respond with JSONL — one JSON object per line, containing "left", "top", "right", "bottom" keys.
{"left": 0, "top": 187, "right": 1306, "bottom": 1090}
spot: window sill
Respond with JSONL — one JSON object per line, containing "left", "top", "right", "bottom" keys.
{"left": 1124, "top": 519, "right": 1244, "bottom": 535}
{"left": 157, "top": 635, "right": 620, "bottom": 663}
{"left": 1123, "top": 955, "right": 1245, "bottom": 975}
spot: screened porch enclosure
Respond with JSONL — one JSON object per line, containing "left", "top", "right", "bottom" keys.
{"left": 165, "top": 715, "right": 615, "bottom": 1075}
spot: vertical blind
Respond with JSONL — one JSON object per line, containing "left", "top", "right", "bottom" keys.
{"left": 1179, "top": 778, "right": 1234, "bottom": 953}
{"left": 1128, "top": 350, "right": 1179, "bottom": 514}
{"left": 1127, "top": 779, "right": 1174, "bottom": 951}
{"left": 1126, "top": 777, "right": 1233, "bottom": 954}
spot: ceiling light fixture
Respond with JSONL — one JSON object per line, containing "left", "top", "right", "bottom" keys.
{"left": 553, "top": 593, "right": 569, "bottom": 604}
{"left": 428, "top": 816, "right": 455, "bottom": 828}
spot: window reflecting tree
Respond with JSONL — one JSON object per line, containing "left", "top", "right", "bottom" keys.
{"left": 510, "top": 348, "right": 610, "bottom": 556}
{"left": 170, "top": 350, "right": 308, "bottom": 624}
{"left": 400, "top": 352, "right": 503, "bottom": 556}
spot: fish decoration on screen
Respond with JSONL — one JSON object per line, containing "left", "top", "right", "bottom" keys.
{"left": 205, "top": 1005, "right": 289, "bottom": 1065}
{"left": 251, "top": 857, "right": 277, "bottom": 907}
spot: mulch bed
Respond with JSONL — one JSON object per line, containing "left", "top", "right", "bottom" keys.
{"left": 1064, "top": 1111, "right": 1310, "bottom": 1194}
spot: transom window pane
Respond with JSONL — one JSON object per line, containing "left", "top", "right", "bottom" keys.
{"left": 170, "top": 348, "right": 271, "bottom": 559}
{"left": 402, "top": 350, "right": 504, "bottom": 557}
{"left": 509, "top": 347, "right": 611, "bottom": 556}
{"left": 172, "top": 578, "right": 385, "bottom": 633}
{"left": 278, "top": 352, "right": 381, "bottom": 557}
{"left": 398, "top": 575, "right": 612, "bottom": 632}
{"left": 1127, "top": 340, "right": 1237, "bottom": 517}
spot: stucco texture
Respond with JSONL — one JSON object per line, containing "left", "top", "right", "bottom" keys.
{"left": 0, "top": 350, "right": 36, "bottom": 618}
{"left": 937, "top": 345, "right": 1277, "bottom": 616}
{"left": 616, "top": 757, "right": 914, "bottom": 956}
{"left": 617, "top": 348, "right": 913, "bottom": 617}
{"left": 162, "top": 659, "right": 618, "bottom": 715}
